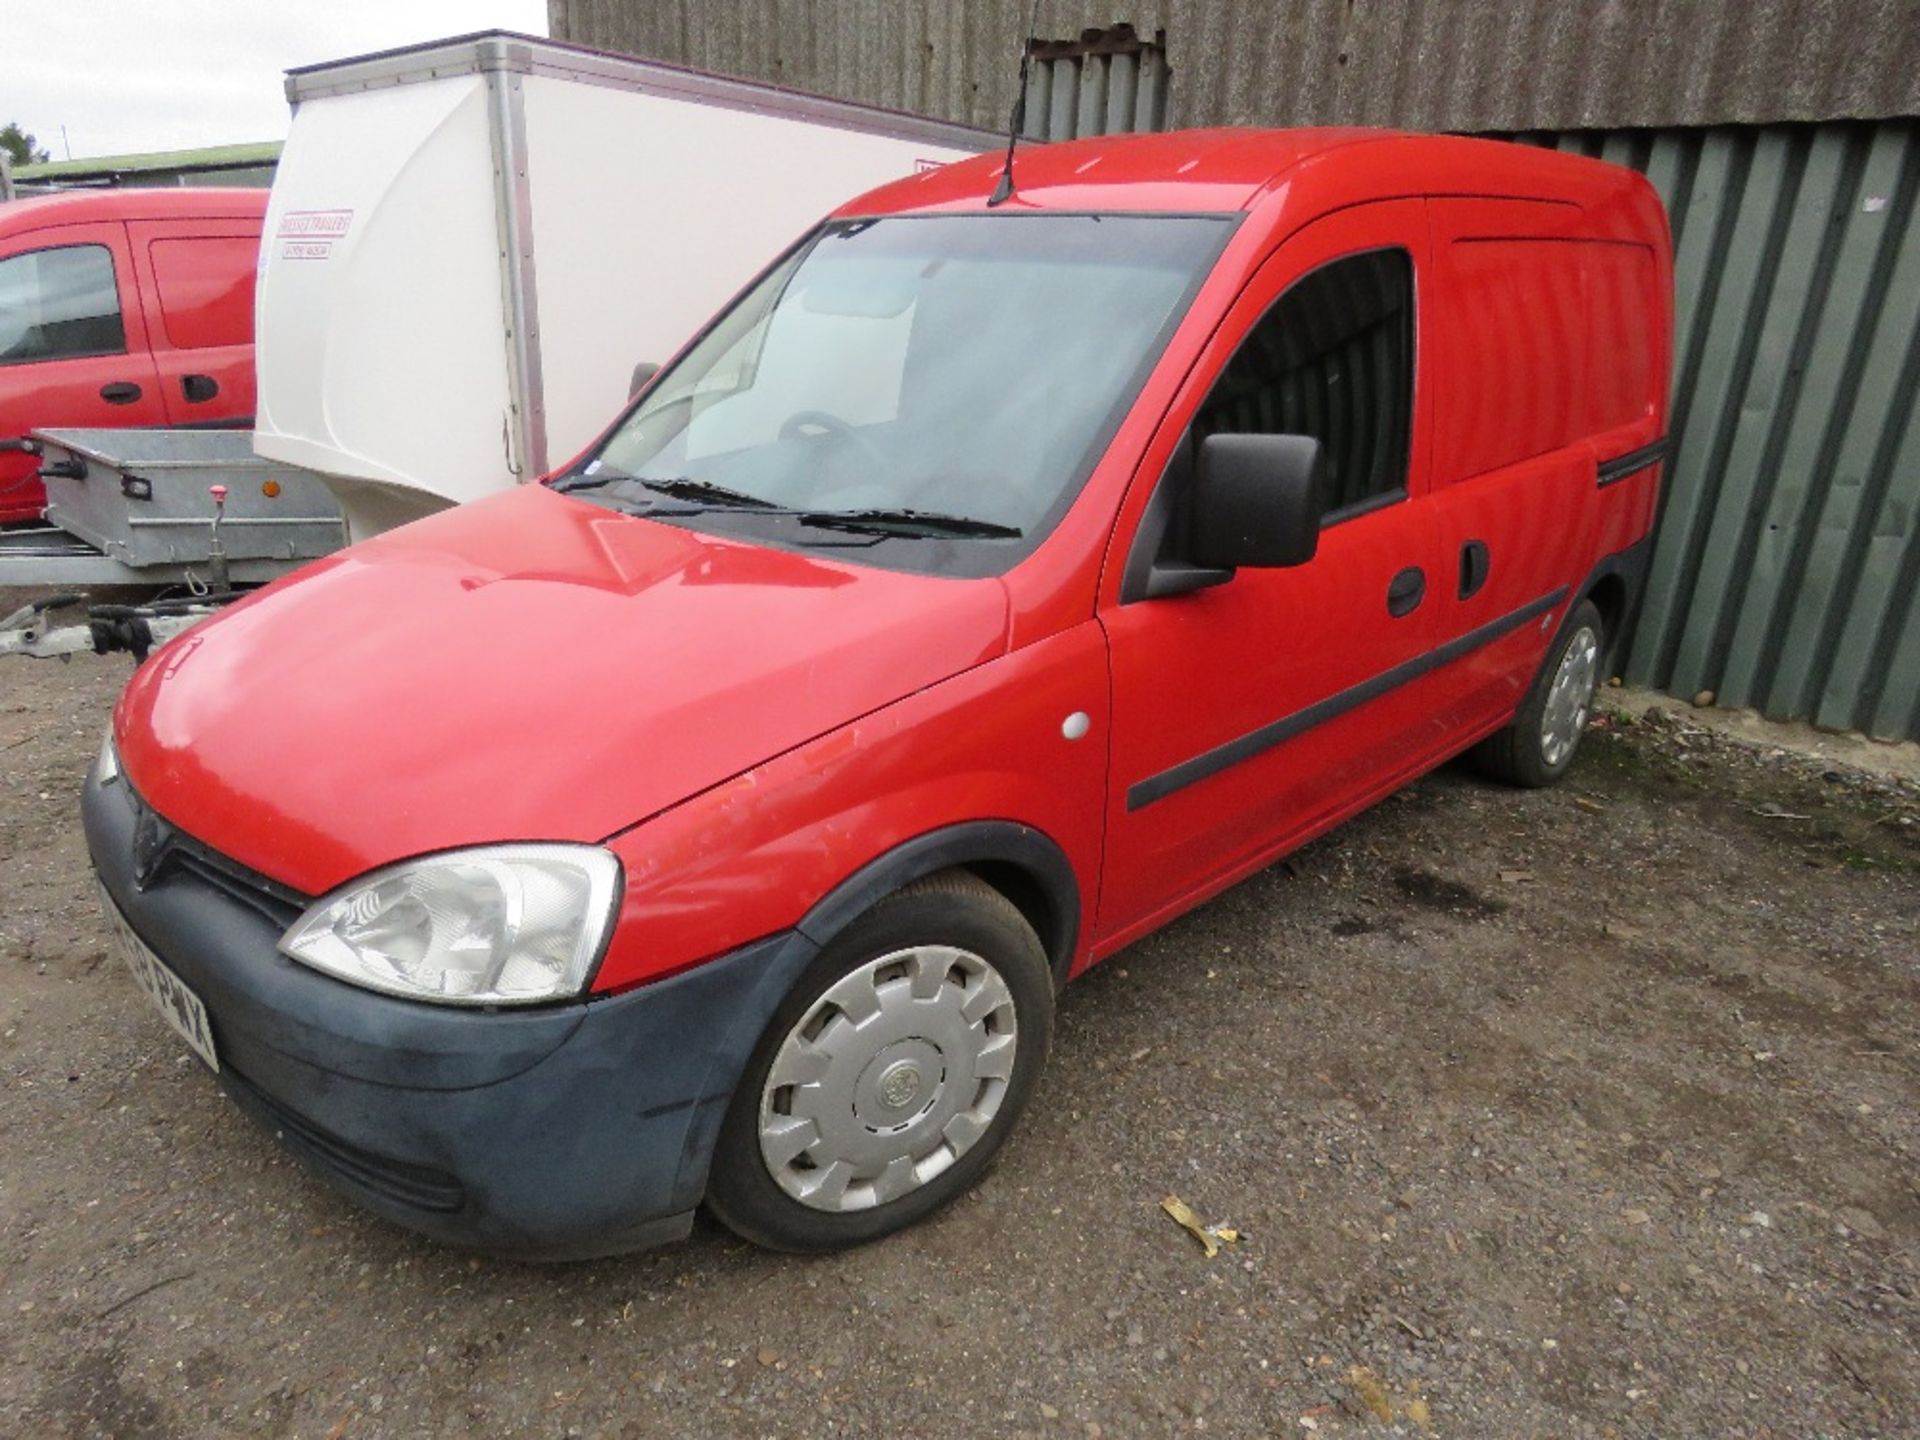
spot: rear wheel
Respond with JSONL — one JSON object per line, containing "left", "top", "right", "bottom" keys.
{"left": 706, "top": 872, "right": 1053, "bottom": 1252}
{"left": 1469, "top": 598, "right": 1605, "bottom": 787}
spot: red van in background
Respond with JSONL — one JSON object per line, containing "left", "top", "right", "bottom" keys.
{"left": 0, "top": 188, "right": 265, "bottom": 523}
{"left": 88, "top": 130, "right": 1672, "bottom": 1259}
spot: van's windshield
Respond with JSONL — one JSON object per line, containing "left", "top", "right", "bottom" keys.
{"left": 568, "top": 213, "right": 1231, "bottom": 575}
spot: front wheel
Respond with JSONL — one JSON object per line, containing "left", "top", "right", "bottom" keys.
{"left": 1469, "top": 598, "right": 1605, "bottom": 788}
{"left": 706, "top": 872, "right": 1054, "bottom": 1252}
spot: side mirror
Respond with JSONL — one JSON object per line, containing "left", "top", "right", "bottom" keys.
{"left": 629, "top": 361, "right": 660, "bottom": 400}
{"left": 1189, "top": 433, "right": 1326, "bottom": 571}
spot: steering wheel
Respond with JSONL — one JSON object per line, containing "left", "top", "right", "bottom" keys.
{"left": 778, "top": 409, "right": 888, "bottom": 472}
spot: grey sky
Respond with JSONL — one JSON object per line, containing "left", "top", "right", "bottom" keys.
{"left": 5, "top": 1, "right": 549, "bottom": 161}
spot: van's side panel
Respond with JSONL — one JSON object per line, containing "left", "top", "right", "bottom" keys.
{"left": 1420, "top": 195, "right": 1660, "bottom": 742}
{"left": 127, "top": 218, "right": 262, "bottom": 428}
{"left": 1583, "top": 237, "right": 1670, "bottom": 544}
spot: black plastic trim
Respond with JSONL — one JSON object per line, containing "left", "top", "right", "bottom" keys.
{"left": 1127, "top": 585, "right": 1570, "bottom": 811}
{"left": 219, "top": 1065, "right": 466, "bottom": 1213}
{"left": 1119, "top": 432, "right": 1192, "bottom": 604}
{"left": 1321, "top": 485, "right": 1407, "bottom": 529}
{"left": 85, "top": 768, "right": 821, "bottom": 1258}
{"left": 797, "top": 820, "right": 1081, "bottom": 985}
{"left": 1576, "top": 533, "right": 1656, "bottom": 673}
{"left": 1597, "top": 436, "right": 1670, "bottom": 487}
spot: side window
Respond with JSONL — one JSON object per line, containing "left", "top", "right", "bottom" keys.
{"left": 1194, "top": 248, "right": 1414, "bottom": 520}
{"left": 0, "top": 245, "right": 126, "bottom": 365}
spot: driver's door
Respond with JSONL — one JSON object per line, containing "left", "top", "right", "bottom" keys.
{"left": 1095, "top": 200, "right": 1445, "bottom": 943}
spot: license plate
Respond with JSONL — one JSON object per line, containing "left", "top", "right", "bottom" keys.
{"left": 98, "top": 884, "right": 219, "bottom": 1072}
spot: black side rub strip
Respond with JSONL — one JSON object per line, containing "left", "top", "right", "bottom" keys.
{"left": 1127, "top": 586, "right": 1571, "bottom": 811}
{"left": 1597, "top": 436, "right": 1670, "bottom": 487}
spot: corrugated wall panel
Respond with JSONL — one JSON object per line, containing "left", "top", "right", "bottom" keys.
{"left": 1018, "top": 29, "right": 1171, "bottom": 141}
{"left": 551, "top": 1, "right": 1920, "bottom": 134}
{"left": 1515, "top": 122, "right": 1920, "bottom": 739}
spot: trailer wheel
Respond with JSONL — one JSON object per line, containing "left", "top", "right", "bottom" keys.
{"left": 1470, "top": 598, "right": 1605, "bottom": 788}
{"left": 707, "top": 872, "right": 1053, "bottom": 1252}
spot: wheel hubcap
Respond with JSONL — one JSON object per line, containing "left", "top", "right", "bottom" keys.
{"left": 1541, "top": 624, "right": 1601, "bottom": 768}
{"left": 758, "top": 945, "right": 1017, "bottom": 1213}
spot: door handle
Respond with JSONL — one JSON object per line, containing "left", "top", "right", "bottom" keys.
{"left": 99, "top": 381, "right": 143, "bottom": 405}
{"left": 181, "top": 373, "right": 220, "bottom": 403}
{"left": 1459, "top": 539, "right": 1491, "bottom": 600}
{"left": 1387, "top": 566, "right": 1426, "bottom": 618}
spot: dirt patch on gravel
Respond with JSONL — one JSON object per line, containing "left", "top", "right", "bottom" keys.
{"left": 2, "top": 651, "right": 1915, "bottom": 1438}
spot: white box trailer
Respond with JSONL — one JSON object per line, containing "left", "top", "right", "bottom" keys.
{"left": 256, "top": 32, "right": 993, "bottom": 539}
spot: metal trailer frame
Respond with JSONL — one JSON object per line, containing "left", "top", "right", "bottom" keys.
{"left": 283, "top": 30, "right": 996, "bottom": 479}
{"left": 0, "top": 529, "right": 303, "bottom": 588}
{"left": 0, "top": 429, "right": 343, "bottom": 588}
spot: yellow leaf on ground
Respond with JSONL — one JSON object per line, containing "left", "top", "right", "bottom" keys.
{"left": 1345, "top": 1365, "right": 1394, "bottom": 1424}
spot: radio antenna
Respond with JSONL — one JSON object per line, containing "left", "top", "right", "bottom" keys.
{"left": 987, "top": 0, "right": 1042, "bottom": 207}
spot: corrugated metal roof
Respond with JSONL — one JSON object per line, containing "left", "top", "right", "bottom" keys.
{"left": 549, "top": 0, "right": 1920, "bottom": 133}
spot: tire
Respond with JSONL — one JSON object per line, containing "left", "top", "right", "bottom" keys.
{"left": 706, "top": 871, "right": 1054, "bottom": 1252}
{"left": 1469, "top": 598, "right": 1605, "bottom": 788}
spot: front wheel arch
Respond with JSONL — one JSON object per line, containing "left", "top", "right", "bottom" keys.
{"left": 795, "top": 821, "right": 1081, "bottom": 987}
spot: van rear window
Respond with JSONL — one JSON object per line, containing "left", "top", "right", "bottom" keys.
{"left": 150, "top": 237, "right": 256, "bottom": 351}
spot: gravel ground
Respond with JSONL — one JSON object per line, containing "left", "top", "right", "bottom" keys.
{"left": 1, "top": 645, "right": 1916, "bottom": 1439}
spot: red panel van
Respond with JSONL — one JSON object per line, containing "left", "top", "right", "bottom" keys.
{"left": 0, "top": 189, "right": 265, "bottom": 523}
{"left": 86, "top": 131, "right": 1672, "bottom": 1257}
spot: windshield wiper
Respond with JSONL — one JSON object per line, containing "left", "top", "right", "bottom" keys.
{"left": 548, "top": 468, "right": 625, "bottom": 493}
{"left": 797, "top": 507, "right": 1023, "bottom": 540}
{"left": 558, "top": 477, "right": 1020, "bottom": 541}
{"left": 637, "top": 476, "right": 780, "bottom": 509}
{"left": 549, "top": 472, "right": 778, "bottom": 510}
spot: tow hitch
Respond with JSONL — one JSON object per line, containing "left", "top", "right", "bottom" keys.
{"left": 2, "top": 485, "right": 244, "bottom": 661}
{"left": 0, "top": 591, "right": 239, "bottom": 661}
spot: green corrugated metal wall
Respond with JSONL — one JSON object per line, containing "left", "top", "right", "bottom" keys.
{"left": 1032, "top": 75, "right": 1920, "bottom": 739}
{"left": 1510, "top": 122, "right": 1920, "bottom": 741}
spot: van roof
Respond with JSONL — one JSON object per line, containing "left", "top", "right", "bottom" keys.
{"left": 0, "top": 187, "right": 268, "bottom": 233}
{"left": 840, "top": 127, "right": 1655, "bottom": 221}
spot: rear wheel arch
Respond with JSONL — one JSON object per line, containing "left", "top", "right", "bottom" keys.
{"left": 1584, "top": 572, "right": 1628, "bottom": 669}
{"left": 1575, "top": 536, "right": 1654, "bottom": 674}
{"left": 795, "top": 821, "right": 1081, "bottom": 987}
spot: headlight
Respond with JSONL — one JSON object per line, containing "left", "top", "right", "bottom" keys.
{"left": 279, "top": 845, "right": 622, "bottom": 1006}
{"left": 95, "top": 731, "right": 120, "bottom": 787}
